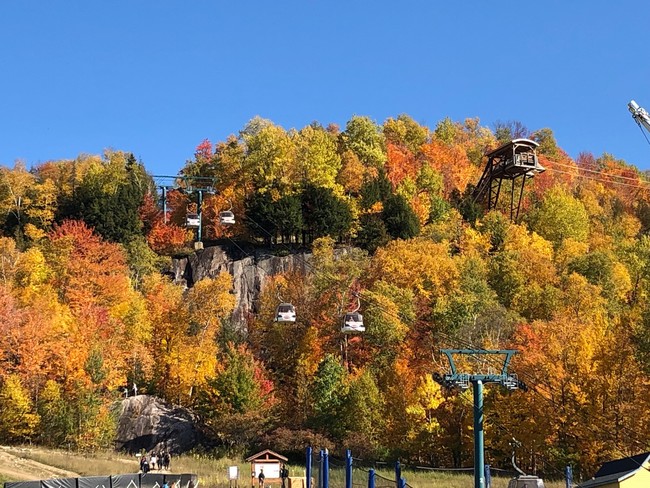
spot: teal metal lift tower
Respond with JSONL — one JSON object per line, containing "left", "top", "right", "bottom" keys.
{"left": 438, "top": 349, "right": 521, "bottom": 488}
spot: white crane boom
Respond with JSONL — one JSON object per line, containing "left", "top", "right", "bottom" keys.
{"left": 629, "top": 100, "right": 650, "bottom": 134}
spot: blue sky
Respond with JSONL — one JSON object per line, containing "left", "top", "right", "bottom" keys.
{"left": 2, "top": 1, "right": 650, "bottom": 176}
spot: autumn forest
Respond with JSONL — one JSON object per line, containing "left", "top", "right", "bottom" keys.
{"left": 1, "top": 114, "right": 650, "bottom": 480}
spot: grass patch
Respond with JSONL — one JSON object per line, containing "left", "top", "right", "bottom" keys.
{"left": 326, "top": 466, "right": 566, "bottom": 488}
{"left": 7, "top": 447, "right": 138, "bottom": 476}
{"left": 5, "top": 447, "right": 567, "bottom": 488}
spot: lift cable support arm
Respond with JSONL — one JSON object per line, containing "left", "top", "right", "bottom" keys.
{"left": 436, "top": 349, "right": 523, "bottom": 488}
{"left": 439, "top": 349, "right": 521, "bottom": 390}
{"left": 628, "top": 100, "right": 650, "bottom": 147}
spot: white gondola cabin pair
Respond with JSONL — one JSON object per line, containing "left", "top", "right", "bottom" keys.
{"left": 185, "top": 210, "right": 234, "bottom": 227}
{"left": 274, "top": 302, "right": 365, "bottom": 333}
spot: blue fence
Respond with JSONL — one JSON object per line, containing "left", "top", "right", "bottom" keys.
{"left": 4, "top": 474, "right": 198, "bottom": 488}
{"left": 307, "top": 448, "right": 574, "bottom": 488}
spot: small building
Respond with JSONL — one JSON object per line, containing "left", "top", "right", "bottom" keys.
{"left": 473, "top": 138, "right": 545, "bottom": 221}
{"left": 579, "top": 452, "right": 650, "bottom": 488}
{"left": 246, "top": 449, "right": 288, "bottom": 487}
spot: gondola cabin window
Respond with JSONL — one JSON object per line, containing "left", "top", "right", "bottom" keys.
{"left": 275, "top": 303, "right": 296, "bottom": 323}
{"left": 186, "top": 213, "right": 200, "bottom": 228}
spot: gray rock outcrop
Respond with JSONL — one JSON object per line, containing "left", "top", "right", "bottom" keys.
{"left": 115, "top": 395, "right": 203, "bottom": 455}
{"left": 170, "top": 245, "right": 312, "bottom": 330}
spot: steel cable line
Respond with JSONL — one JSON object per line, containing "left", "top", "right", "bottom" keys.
{"left": 434, "top": 330, "right": 650, "bottom": 474}
{"left": 243, "top": 214, "right": 382, "bottom": 319}
{"left": 434, "top": 332, "right": 650, "bottom": 481}
{"left": 327, "top": 454, "right": 414, "bottom": 488}
{"left": 244, "top": 205, "right": 650, "bottom": 462}
{"left": 543, "top": 166, "right": 650, "bottom": 191}
{"left": 454, "top": 387, "right": 567, "bottom": 479}
{"left": 238, "top": 214, "right": 568, "bottom": 476}
{"left": 233, "top": 224, "right": 647, "bottom": 478}
{"left": 543, "top": 159, "right": 649, "bottom": 184}
{"left": 634, "top": 118, "right": 650, "bottom": 148}
{"left": 213, "top": 194, "right": 649, "bottom": 474}
{"left": 429, "top": 335, "right": 568, "bottom": 476}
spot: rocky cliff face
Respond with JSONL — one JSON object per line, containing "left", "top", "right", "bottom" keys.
{"left": 115, "top": 395, "right": 203, "bottom": 454}
{"left": 170, "top": 245, "right": 312, "bottom": 330}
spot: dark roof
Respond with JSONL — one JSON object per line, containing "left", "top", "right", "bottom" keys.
{"left": 594, "top": 452, "right": 650, "bottom": 478}
{"left": 578, "top": 472, "right": 631, "bottom": 488}
{"left": 485, "top": 138, "right": 539, "bottom": 158}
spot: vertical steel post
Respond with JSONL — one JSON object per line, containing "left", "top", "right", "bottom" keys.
{"left": 197, "top": 190, "right": 203, "bottom": 242}
{"left": 306, "top": 447, "right": 312, "bottom": 488}
{"left": 345, "top": 449, "right": 352, "bottom": 488}
{"left": 474, "top": 379, "right": 485, "bottom": 488}
{"left": 161, "top": 186, "right": 167, "bottom": 224}
{"left": 368, "top": 469, "right": 375, "bottom": 488}
{"left": 322, "top": 449, "right": 329, "bottom": 488}
{"left": 565, "top": 465, "right": 573, "bottom": 488}
{"left": 516, "top": 174, "right": 527, "bottom": 221}
{"left": 318, "top": 449, "right": 323, "bottom": 488}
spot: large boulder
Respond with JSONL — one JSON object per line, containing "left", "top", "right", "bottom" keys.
{"left": 115, "top": 395, "right": 203, "bottom": 455}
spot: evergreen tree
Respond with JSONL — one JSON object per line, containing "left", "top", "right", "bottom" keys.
{"left": 381, "top": 193, "right": 420, "bottom": 239}
{"left": 274, "top": 194, "right": 303, "bottom": 244}
{"left": 359, "top": 169, "right": 392, "bottom": 210}
{"left": 308, "top": 355, "right": 348, "bottom": 438}
{"left": 245, "top": 191, "right": 277, "bottom": 245}
{"left": 57, "top": 153, "right": 149, "bottom": 244}
{"left": 301, "top": 185, "right": 353, "bottom": 242}
{"left": 355, "top": 213, "right": 389, "bottom": 253}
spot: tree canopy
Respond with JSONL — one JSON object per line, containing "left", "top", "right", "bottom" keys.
{"left": 2, "top": 114, "right": 650, "bottom": 478}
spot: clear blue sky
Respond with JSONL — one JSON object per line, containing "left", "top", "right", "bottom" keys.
{"left": 2, "top": 1, "right": 650, "bottom": 176}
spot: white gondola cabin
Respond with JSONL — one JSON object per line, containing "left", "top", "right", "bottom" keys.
{"left": 186, "top": 213, "right": 200, "bottom": 228}
{"left": 341, "top": 312, "right": 365, "bottom": 334}
{"left": 219, "top": 210, "right": 235, "bottom": 225}
{"left": 274, "top": 303, "right": 296, "bottom": 323}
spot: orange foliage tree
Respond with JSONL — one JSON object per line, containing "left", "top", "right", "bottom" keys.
{"left": 421, "top": 140, "right": 477, "bottom": 197}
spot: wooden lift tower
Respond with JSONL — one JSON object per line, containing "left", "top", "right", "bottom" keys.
{"left": 473, "top": 139, "right": 545, "bottom": 220}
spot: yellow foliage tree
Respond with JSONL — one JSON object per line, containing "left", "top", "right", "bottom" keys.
{"left": 0, "top": 374, "right": 40, "bottom": 443}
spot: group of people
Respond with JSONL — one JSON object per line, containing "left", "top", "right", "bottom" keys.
{"left": 139, "top": 450, "right": 172, "bottom": 473}
{"left": 257, "top": 465, "right": 289, "bottom": 488}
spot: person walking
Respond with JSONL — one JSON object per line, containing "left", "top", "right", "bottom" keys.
{"left": 258, "top": 469, "right": 265, "bottom": 488}
{"left": 280, "top": 464, "right": 289, "bottom": 488}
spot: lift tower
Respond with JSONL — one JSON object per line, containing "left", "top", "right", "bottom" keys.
{"left": 436, "top": 349, "right": 522, "bottom": 488}
{"left": 473, "top": 139, "right": 545, "bottom": 221}
{"left": 155, "top": 175, "right": 217, "bottom": 244}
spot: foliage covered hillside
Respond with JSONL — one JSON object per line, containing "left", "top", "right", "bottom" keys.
{"left": 1, "top": 115, "right": 650, "bottom": 481}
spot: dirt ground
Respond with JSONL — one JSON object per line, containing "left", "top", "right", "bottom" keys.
{"left": 0, "top": 446, "right": 79, "bottom": 482}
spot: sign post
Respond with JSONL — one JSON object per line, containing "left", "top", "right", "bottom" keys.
{"left": 229, "top": 466, "right": 239, "bottom": 488}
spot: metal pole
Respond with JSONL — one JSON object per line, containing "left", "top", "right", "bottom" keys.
{"left": 516, "top": 174, "right": 527, "bottom": 221}
{"left": 345, "top": 450, "right": 352, "bottom": 488}
{"left": 161, "top": 186, "right": 167, "bottom": 224}
{"left": 306, "top": 447, "right": 312, "bottom": 488}
{"left": 474, "top": 379, "right": 485, "bottom": 488}
{"left": 323, "top": 449, "right": 329, "bottom": 488}
{"left": 318, "top": 449, "right": 323, "bottom": 488}
{"left": 565, "top": 465, "right": 573, "bottom": 488}
{"left": 510, "top": 177, "right": 515, "bottom": 221}
{"left": 197, "top": 190, "right": 203, "bottom": 242}
{"left": 368, "top": 469, "right": 375, "bottom": 488}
